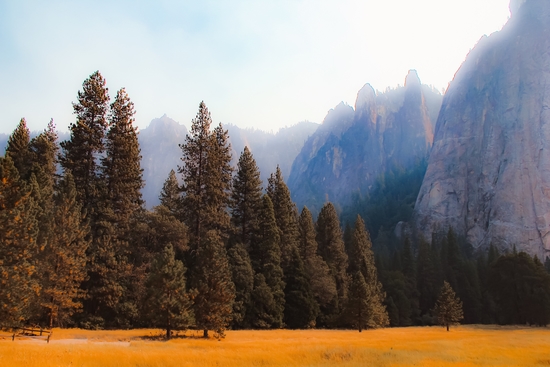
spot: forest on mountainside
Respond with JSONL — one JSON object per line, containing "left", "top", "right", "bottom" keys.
{"left": 2, "top": 71, "right": 550, "bottom": 338}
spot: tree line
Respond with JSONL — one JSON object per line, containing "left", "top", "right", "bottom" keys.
{"left": 1, "top": 71, "right": 549, "bottom": 339}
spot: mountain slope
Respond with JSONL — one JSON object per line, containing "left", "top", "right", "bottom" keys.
{"left": 414, "top": 0, "right": 550, "bottom": 257}
{"left": 288, "top": 71, "right": 442, "bottom": 217}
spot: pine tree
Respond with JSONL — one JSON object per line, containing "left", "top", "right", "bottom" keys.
{"left": 227, "top": 242, "right": 254, "bottom": 329}
{"left": 316, "top": 202, "right": 349, "bottom": 320}
{"left": 349, "top": 215, "right": 389, "bottom": 328}
{"left": 250, "top": 195, "right": 285, "bottom": 328}
{"left": 193, "top": 230, "right": 235, "bottom": 339}
{"left": 5, "top": 118, "right": 32, "bottom": 180}
{"left": 42, "top": 172, "right": 89, "bottom": 328}
{"left": 297, "top": 207, "right": 336, "bottom": 316}
{"left": 283, "top": 245, "right": 318, "bottom": 328}
{"left": 144, "top": 244, "right": 193, "bottom": 339}
{"left": 60, "top": 70, "right": 110, "bottom": 214}
{"left": 102, "top": 87, "right": 144, "bottom": 227}
{"left": 250, "top": 273, "right": 278, "bottom": 328}
{"left": 230, "top": 146, "right": 263, "bottom": 249}
{"left": 0, "top": 156, "right": 39, "bottom": 327}
{"left": 267, "top": 166, "right": 299, "bottom": 268}
{"left": 433, "top": 281, "right": 463, "bottom": 331}
{"left": 179, "top": 102, "right": 232, "bottom": 265}
{"left": 159, "top": 169, "right": 181, "bottom": 217}
{"left": 417, "top": 237, "right": 439, "bottom": 316}
{"left": 347, "top": 271, "right": 370, "bottom": 332}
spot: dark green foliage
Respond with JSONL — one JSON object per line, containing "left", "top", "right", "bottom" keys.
{"left": 102, "top": 87, "right": 144, "bottom": 226}
{"left": 5, "top": 118, "right": 32, "bottom": 180}
{"left": 416, "top": 237, "right": 440, "bottom": 316}
{"left": 230, "top": 146, "right": 263, "bottom": 249}
{"left": 42, "top": 172, "right": 89, "bottom": 328}
{"left": 159, "top": 169, "right": 181, "bottom": 217}
{"left": 341, "top": 161, "right": 427, "bottom": 240}
{"left": 434, "top": 281, "right": 464, "bottom": 331}
{"left": 250, "top": 274, "right": 278, "bottom": 328}
{"left": 316, "top": 202, "right": 349, "bottom": 320}
{"left": 60, "top": 70, "right": 110, "bottom": 213}
{"left": 488, "top": 252, "right": 550, "bottom": 326}
{"left": 227, "top": 242, "right": 254, "bottom": 329}
{"left": 297, "top": 207, "right": 336, "bottom": 316}
{"left": 250, "top": 195, "right": 285, "bottom": 328}
{"left": 267, "top": 166, "right": 300, "bottom": 268}
{"left": 144, "top": 244, "right": 193, "bottom": 339}
{"left": 179, "top": 102, "right": 232, "bottom": 262}
{"left": 348, "top": 215, "right": 389, "bottom": 328}
{"left": 0, "top": 156, "right": 39, "bottom": 327}
{"left": 283, "top": 246, "right": 318, "bottom": 328}
{"left": 193, "top": 230, "right": 235, "bottom": 339}
{"left": 347, "top": 272, "right": 370, "bottom": 332}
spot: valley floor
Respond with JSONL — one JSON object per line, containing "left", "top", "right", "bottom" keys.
{"left": 0, "top": 325, "right": 549, "bottom": 366}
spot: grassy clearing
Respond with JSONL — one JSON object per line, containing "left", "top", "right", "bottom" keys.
{"left": 0, "top": 325, "right": 549, "bottom": 366}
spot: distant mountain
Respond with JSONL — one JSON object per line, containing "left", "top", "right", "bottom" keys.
{"left": 0, "top": 133, "right": 7, "bottom": 156}
{"left": 138, "top": 116, "right": 318, "bottom": 208}
{"left": 138, "top": 114, "right": 188, "bottom": 208}
{"left": 287, "top": 70, "right": 443, "bottom": 218}
{"left": 414, "top": 0, "right": 550, "bottom": 258}
{"left": 226, "top": 121, "right": 319, "bottom": 187}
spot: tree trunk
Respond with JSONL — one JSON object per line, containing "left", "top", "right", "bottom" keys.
{"left": 203, "top": 329, "right": 209, "bottom": 338}
{"left": 446, "top": 323, "right": 449, "bottom": 332}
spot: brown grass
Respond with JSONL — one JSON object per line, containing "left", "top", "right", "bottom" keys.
{"left": 1, "top": 325, "right": 549, "bottom": 366}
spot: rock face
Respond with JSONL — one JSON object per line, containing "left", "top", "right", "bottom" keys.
{"left": 288, "top": 71, "right": 442, "bottom": 216}
{"left": 414, "top": 0, "right": 550, "bottom": 258}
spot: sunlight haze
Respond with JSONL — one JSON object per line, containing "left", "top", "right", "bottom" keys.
{"left": 0, "top": 0, "right": 511, "bottom": 134}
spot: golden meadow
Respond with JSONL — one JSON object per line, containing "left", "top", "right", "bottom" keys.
{"left": 1, "top": 325, "right": 549, "bottom": 366}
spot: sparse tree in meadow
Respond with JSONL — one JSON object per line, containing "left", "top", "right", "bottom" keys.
{"left": 348, "top": 271, "right": 370, "bottom": 332}
{"left": 434, "top": 281, "right": 463, "bottom": 331}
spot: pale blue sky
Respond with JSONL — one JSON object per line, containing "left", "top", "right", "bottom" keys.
{"left": 0, "top": 0, "right": 511, "bottom": 134}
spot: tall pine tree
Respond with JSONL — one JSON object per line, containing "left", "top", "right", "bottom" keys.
{"left": 0, "top": 156, "right": 39, "bottom": 327}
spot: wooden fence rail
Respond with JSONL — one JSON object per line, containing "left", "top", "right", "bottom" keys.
{"left": 11, "top": 326, "right": 53, "bottom": 343}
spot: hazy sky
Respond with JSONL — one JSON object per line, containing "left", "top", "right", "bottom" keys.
{"left": 0, "top": 0, "right": 511, "bottom": 135}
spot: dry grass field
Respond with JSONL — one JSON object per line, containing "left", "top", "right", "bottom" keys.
{"left": 0, "top": 325, "right": 549, "bottom": 366}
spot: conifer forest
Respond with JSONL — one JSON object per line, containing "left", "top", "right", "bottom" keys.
{"left": 2, "top": 71, "right": 550, "bottom": 339}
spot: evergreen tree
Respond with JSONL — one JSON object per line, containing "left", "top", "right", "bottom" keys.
{"left": 348, "top": 215, "right": 389, "bottom": 328}
{"left": 193, "top": 230, "right": 235, "bottom": 338}
{"left": 0, "top": 156, "right": 39, "bottom": 327}
{"left": 159, "top": 169, "right": 181, "bottom": 217}
{"left": 347, "top": 271, "right": 370, "bottom": 332}
{"left": 250, "top": 195, "right": 285, "bottom": 328}
{"left": 179, "top": 102, "right": 232, "bottom": 265}
{"left": 433, "top": 281, "right": 464, "bottom": 331}
{"left": 283, "top": 245, "right": 318, "bottom": 328}
{"left": 297, "top": 207, "right": 337, "bottom": 316}
{"left": 316, "top": 202, "right": 349, "bottom": 321}
{"left": 227, "top": 242, "right": 254, "bottom": 329}
{"left": 267, "top": 166, "right": 299, "bottom": 268}
{"left": 230, "top": 146, "right": 263, "bottom": 249}
{"left": 41, "top": 172, "right": 89, "bottom": 328}
{"left": 250, "top": 273, "right": 278, "bottom": 328}
{"left": 144, "top": 244, "right": 193, "bottom": 339}
{"left": 417, "top": 237, "right": 440, "bottom": 317}
{"left": 102, "top": 87, "right": 144, "bottom": 227}
{"left": 60, "top": 70, "right": 110, "bottom": 214}
{"left": 5, "top": 118, "right": 32, "bottom": 180}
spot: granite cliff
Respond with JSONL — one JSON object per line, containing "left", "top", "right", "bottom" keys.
{"left": 414, "top": 0, "right": 550, "bottom": 258}
{"left": 288, "top": 71, "right": 442, "bottom": 216}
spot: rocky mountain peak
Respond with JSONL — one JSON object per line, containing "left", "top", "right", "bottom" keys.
{"left": 405, "top": 69, "right": 421, "bottom": 89}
